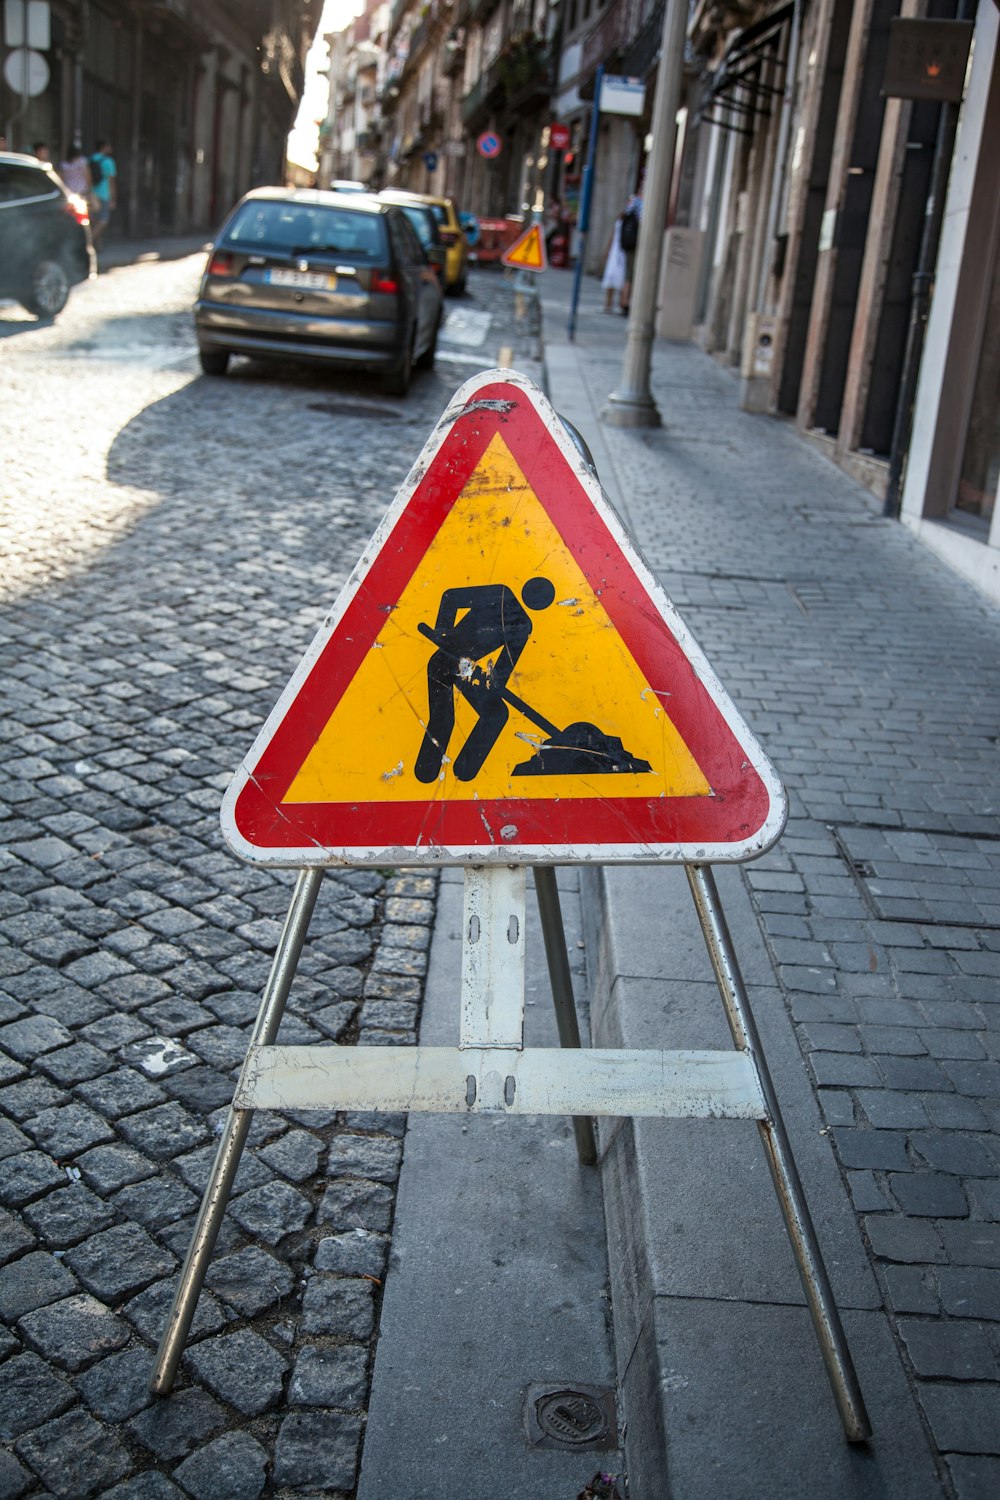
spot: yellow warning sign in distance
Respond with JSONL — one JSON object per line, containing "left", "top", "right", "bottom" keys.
{"left": 501, "top": 222, "right": 547, "bottom": 272}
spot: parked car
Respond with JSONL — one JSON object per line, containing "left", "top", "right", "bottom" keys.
{"left": 375, "top": 191, "right": 447, "bottom": 286}
{"left": 0, "top": 152, "right": 94, "bottom": 318}
{"left": 194, "top": 187, "right": 443, "bottom": 395}
{"left": 380, "top": 188, "right": 468, "bottom": 293}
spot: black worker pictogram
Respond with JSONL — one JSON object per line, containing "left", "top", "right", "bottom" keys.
{"left": 414, "top": 576, "right": 652, "bottom": 782}
{"left": 415, "top": 577, "right": 556, "bottom": 782}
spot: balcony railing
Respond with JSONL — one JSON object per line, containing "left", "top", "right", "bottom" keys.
{"left": 408, "top": 13, "right": 434, "bottom": 60}
{"left": 388, "top": 0, "right": 412, "bottom": 44}
{"left": 504, "top": 56, "right": 555, "bottom": 115}
{"left": 466, "top": 0, "right": 503, "bottom": 24}
{"left": 441, "top": 29, "right": 465, "bottom": 77}
{"left": 460, "top": 62, "right": 502, "bottom": 125}
{"left": 581, "top": 0, "right": 646, "bottom": 75}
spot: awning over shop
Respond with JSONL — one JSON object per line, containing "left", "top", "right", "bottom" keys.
{"left": 694, "top": 1, "right": 793, "bottom": 135}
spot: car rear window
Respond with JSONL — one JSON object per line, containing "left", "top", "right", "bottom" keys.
{"left": 0, "top": 163, "right": 60, "bottom": 204}
{"left": 223, "top": 200, "right": 387, "bottom": 260}
{"left": 397, "top": 206, "right": 437, "bottom": 249}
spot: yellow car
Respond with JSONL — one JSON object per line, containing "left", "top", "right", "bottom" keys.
{"left": 378, "top": 189, "right": 468, "bottom": 293}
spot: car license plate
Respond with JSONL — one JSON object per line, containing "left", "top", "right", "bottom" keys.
{"left": 267, "top": 268, "right": 335, "bottom": 289}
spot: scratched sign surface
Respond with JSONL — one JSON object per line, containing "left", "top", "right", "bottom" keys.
{"left": 222, "top": 369, "right": 786, "bottom": 865}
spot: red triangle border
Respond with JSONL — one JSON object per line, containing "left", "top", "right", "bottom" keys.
{"left": 224, "top": 372, "right": 785, "bottom": 865}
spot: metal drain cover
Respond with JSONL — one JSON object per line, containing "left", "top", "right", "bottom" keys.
{"left": 524, "top": 1383, "right": 617, "bottom": 1452}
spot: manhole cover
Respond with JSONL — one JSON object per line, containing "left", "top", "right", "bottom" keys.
{"left": 524, "top": 1383, "right": 617, "bottom": 1452}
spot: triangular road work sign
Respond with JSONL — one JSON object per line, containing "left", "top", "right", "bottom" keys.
{"left": 222, "top": 370, "right": 786, "bottom": 866}
{"left": 501, "top": 222, "right": 547, "bottom": 271}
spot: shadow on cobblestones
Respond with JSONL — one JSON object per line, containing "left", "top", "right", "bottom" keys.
{"left": 0, "top": 348, "right": 465, "bottom": 1495}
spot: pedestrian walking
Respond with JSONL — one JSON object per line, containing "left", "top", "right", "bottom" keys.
{"left": 59, "top": 144, "right": 91, "bottom": 199}
{"left": 617, "top": 194, "right": 641, "bottom": 314}
{"left": 602, "top": 214, "right": 627, "bottom": 313}
{"left": 32, "top": 140, "right": 50, "bottom": 161}
{"left": 89, "top": 139, "right": 117, "bottom": 249}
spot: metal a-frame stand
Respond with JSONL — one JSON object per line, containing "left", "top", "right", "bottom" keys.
{"left": 150, "top": 861, "right": 871, "bottom": 1444}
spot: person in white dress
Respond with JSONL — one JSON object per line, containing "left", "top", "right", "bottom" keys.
{"left": 602, "top": 215, "right": 627, "bottom": 313}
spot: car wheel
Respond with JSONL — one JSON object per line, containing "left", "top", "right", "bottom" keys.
{"left": 415, "top": 311, "right": 440, "bottom": 371}
{"left": 21, "top": 259, "right": 70, "bottom": 319}
{"left": 382, "top": 328, "right": 413, "bottom": 396}
{"left": 199, "top": 349, "right": 230, "bottom": 376}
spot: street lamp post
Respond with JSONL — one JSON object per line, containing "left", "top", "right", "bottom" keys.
{"left": 603, "top": 0, "right": 689, "bottom": 428}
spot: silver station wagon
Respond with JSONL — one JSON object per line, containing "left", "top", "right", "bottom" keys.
{"left": 194, "top": 187, "right": 443, "bottom": 395}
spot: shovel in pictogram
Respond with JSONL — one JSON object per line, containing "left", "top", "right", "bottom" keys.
{"left": 417, "top": 622, "right": 652, "bottom": 777}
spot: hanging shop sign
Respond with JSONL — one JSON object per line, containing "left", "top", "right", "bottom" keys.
{"left": 600, "top": 76, "right": 646, "bottom": 117}
{"left": 882, "top": 18, "right": 974, "bottom": 102}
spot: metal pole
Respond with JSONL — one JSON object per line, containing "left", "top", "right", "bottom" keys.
{"left": 5, "top": 0, "right": 30, "bottom": 147}
{"left": 534, "top": 867, "right": 598, "bottom": 1165}
{"left": 149, "top": 867, "right": 323, "bottom": 1396}
{"left": 603, "top": 0, "right": 688, "bottom": 427}
{"left": 568, "top": 66, "right": 603, "bottom": 342}
{"left": 687, "top": 864, "right": 872, "bottom": 1443}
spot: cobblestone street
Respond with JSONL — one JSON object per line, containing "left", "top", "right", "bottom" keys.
{"left": 0, "top": 258, "right": 530, "bottom": 1498}
{"left": 4, "top": 248, "right": 1000, "bottom": 1499}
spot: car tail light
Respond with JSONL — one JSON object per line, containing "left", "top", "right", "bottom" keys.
{"left": 64, "top": 193, "right": 90, "bottom": 227}
{"left": 372, "top": 272, "right": 399, "bottom": 294}
{"left": 208, "top": 250, "right": 235, "bottom": 278}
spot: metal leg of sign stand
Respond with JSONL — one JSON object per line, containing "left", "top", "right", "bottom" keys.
{"left": 534, "top": 867, "right": 598, "bottom": 1166}
{"left": 149, "top": 868, "right": 323, "bottom": 1396}
{"left": 687, "top": 863, "right": 872, "bottom": 1444}
{"left": 150, "top": 860, "right": 868, "bottom": 1442}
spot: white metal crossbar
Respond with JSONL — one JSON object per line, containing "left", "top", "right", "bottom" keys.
{"left": 234, "top": 1043, "right": 767, "bottom": 1118}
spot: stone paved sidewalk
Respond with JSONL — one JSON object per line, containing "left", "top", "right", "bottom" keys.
{"left": 541, "top": 275, "right": 1000, "bottom": 1496}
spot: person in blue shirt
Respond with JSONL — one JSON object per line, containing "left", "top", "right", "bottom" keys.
{"left": 89, "top": 140, "right": 117, "bottom": 250}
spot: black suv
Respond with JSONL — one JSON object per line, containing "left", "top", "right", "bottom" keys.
{"left": 0, "top": 153, "right": 95, "bottom": 318}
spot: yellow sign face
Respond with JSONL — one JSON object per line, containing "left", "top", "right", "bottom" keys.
{"left": 285, "top": 434, "right": 710, "bottom": 806}
{"left": 502, "top": 223, "right": 546, "bottom": 270}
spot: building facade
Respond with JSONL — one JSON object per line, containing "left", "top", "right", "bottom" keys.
{"left": 316, "top": 0, "right": 997, "bottom": 599}
{"left": 317, "top": 1, "right": 388, "bottom": 187}
{"left": 1, "top": 0, "right": 319, "bottom": 236}
{"left": 898, "top": 2, "right": 999, "bottom": 597}
{"left": 321, "top": 0, "right": 560, "bottom": 217}
{"left": 681, "top": 0, "right": 997, "bottom": 599}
